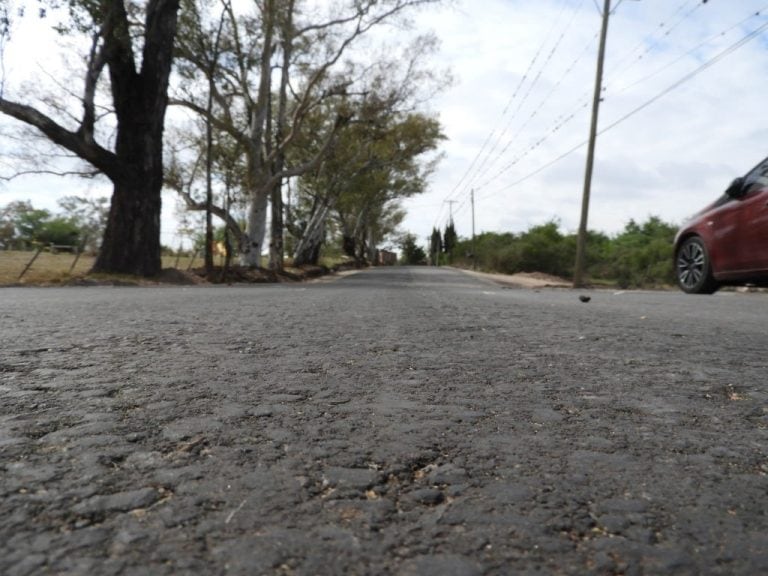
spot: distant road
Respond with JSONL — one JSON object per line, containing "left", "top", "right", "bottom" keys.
{"left": 2, "top": 267, "right": 766, "bottom": 575}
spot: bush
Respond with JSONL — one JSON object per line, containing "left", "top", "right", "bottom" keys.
{"left": 449, "top": 216, "right": 676, "bottom": 287}
{"left": 399, "top": 233, "right": 426, "bottom": 265}
{"left": 36, "top": 218, "right": 81, "bottom": 247}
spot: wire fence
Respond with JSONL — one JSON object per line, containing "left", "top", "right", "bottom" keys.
{"left": 0, "top": 246, "right": 205, "bottom": 284}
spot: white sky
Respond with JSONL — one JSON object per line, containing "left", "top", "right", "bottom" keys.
{"left": 1, "top": 0, "right": 768, "bottom": 250}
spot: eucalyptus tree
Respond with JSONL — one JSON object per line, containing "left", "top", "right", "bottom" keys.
{"left": 332, "top": 108, "right": 443, "bottom": 264}
{"left": 288, "top": 32, "right": 448, "bottom": 265}
{"left": 0, "top": 0, "right": 181, "bottom": 276}
{"left": 172, "top": 0, "right": 441, "bottom": 269}
{"left": 165, "top": 114, "right": 250, "bottom": 254}
{"left": 289, "top": 100, "right": 443, "bottom": 266}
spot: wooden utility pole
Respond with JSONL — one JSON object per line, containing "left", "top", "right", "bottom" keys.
{"left": 573, "top": 0, "right": 611, "bottom": 288}
{"left": 445, "top": 200, "right": 458, "bottom": 223}
{"left": 471, "top": 189, "right": 477, "bottom": 270}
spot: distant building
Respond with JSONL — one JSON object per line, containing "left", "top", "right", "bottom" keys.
{"left": 376, "top": 249, "right": 397, "bottom": 266}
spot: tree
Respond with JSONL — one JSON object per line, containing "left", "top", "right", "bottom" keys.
{"left": 11, "top": 202, "right": 50, "bottom": 246}
{"left": 57, "top": 196, "right": 109, "bottom": 252}
{"left": 332, "top": 108, "right": 443, "bottom": 264}
{"left": 0, "top": 199, "right": 82, "bottom": 247}
{"left": 399, "top": 233, "right": 425, "bottom": 265}
{"left": 172, "top": 0, "right": 443, "bottom": 269}
{"left": 0, "top": 201, "right": 47, "bottom": 247}
{"left": 608, "top": 216, "right": 676, "bottom": 287}
{"left": 429, "top": 227, "right": 442, "bottom": 265}
{"left": 0, "top": 0, "right": 181, "bottom": 276}
{"left": 36, "top": 218, "right": 81, "bottom": 247}
{"left": 443, "top": 220, "right": 457, "bottom": 259}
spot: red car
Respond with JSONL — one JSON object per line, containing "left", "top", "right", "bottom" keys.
{"left": 674, "top": 156, "right": 768, "bottom": 294}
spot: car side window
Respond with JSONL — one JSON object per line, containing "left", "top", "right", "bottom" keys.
{"left": 743, "top": 158, "right": 768, "bottom": 192}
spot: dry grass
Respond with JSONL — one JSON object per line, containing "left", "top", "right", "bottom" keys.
{"left": 0, "top": 250, "right": 94, "bottom": 285}
{"left": 0, "top": 250, "right": 205, "bottom": 285}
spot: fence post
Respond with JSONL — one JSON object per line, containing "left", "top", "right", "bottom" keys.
{"left": 18, "top": 245, "right": 45, "bottom": 280}
{"left": 187, "top": 249, "right": 199, "bottom": 271}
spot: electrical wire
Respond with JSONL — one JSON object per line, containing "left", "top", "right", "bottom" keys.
{"left": 439, "top": 0, "right": 589, "bottom": 225}
{"left": 474, "top": 1, "right": 758, "bottom": 199}
{"left": 610, "top": 4, "right": 768, "bottom": 95}
{"left": 463, "top": 0, "right": 588, "bottom": 192}
{"left": 431, "top": 0, "right": 575, "bottom": 228}
{"left": 476, "top": 16, "right": 768, "bottom": 203}
{"left": 606, "top": 0, "right": 702, "bottom": 85}
{"left": 441, "top": 3, "right": 570, "bottom": 193}
{"left": 437, "top": 1, "right": 765, "bottom": 228}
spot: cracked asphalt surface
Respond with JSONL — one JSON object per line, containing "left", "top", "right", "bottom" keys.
{"left": 1, "top": 266, "right": 767, "bottom": 575}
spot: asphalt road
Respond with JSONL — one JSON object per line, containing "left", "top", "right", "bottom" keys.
{"left": 1, "top": 267, "right": 767, "bottom": 575}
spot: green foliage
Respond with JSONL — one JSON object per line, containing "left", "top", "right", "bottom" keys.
{"left": 0, "top": 199, "right": 95, "bottom": 249}
{"left": 429, "top": 227, "right": 442, "bottom": 263}
{"left": 1, "top": 201, "right": 49, "bottom": 247}
{"left": 450, "top": 216, "right": 677, "bottom": 288}
{"left": 293, "top": 97, "right": 445, "bottom": 263}
{"left": 16, "top": 206, "right": 52, "bottom": 242}
{"left": 606, "top": 217, "right": 676, "bottom": 288}
{"left": 517, "top": 221, "right": 573, "bottom": 278}
{"left": 35, "top": 217, "right": 81, "bottom": 246}
{"left": 399, "top": 233, "right": 426, "bottom": 265}
{"left": 443, "top": 221, "right": 457, "bottom": 258}
{"left": 57, "top": 195, "right": 108, "bottom": 251}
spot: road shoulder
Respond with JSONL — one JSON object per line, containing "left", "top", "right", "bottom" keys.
{"left": 450, "top": 266, "right": 572, "bottom": 289}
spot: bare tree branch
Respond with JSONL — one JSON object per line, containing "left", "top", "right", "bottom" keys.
{"left": 0, "top": 98, "right": 118, "bottom": 177}
{"left": 0, "top": 168, "right": 102, "bottom": 181}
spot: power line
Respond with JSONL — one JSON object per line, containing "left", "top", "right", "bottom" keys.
{"left": 599, "top": 17, "right": 768, "bottom": 135}
{"left": 477, "top": 15, "right": 768, "bottom": 203}
{"left": 473, "top": 3, "right": 766, "bottom": 199}
{"left": 437, "top": 0, "right": 584, "bottom": 217}
{"left": 436, "top": 0, "right": 573, "bottom": 211}
{"left": 463, "top": 0, "right": 589, "bottom": 193}
{"left": 438, "top": 1, "right": 767, "bottom": 232}
{"left": 605, "top": 0, "right": 703, "bottom": 84}
{"left": 477, "top": 0, "right": 710, "bottom": 193}
{"left": 610, "top": 4, "right": 768, "bottom": 95}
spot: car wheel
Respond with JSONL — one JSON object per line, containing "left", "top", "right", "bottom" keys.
{"left": 676, "top": 236, "right": 718, "bottom": 294}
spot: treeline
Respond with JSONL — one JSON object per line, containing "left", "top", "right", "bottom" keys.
{"left": 436, "top": 217, "right": 678, "bottom": 288}
{"left": 0, "top": 198, "right": 108, "bottom": 253}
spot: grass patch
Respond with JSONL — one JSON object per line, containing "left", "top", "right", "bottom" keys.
{"left": 1, "top": 250, "right": 344, "bottom": 286}
{"left": 0, "top": 250, "right": 94, "bottom": 285}
{"left": 0, "top": 250, "right": 212, "bottom": 285}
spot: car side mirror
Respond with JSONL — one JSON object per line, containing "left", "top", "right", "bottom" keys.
{"left": 725, "top": 177, "right": 746, "bottom": 198}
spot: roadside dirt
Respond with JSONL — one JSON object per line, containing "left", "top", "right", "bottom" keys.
{"left": 451, "top": 267, "right": 572, "bottom": 288}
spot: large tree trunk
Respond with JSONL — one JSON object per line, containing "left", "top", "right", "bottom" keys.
{"left": 242, "top": 190, "right": 268, "bottom": 267}
{"left": 241, "top": 0, "right": 277, "bottom": 269}
{"left": 93, "top": 0, "right": 180, "bottom": 276}
{"left": 269, "top": 184, "right": 284, "bottom": 270}
{"left": 94, "top": 155, "right": 163, "bottom": 276}
{"left": 0, "top": 0, "right": 180, "bottom": 277}
{"left": 342, "top": 234, "right": 356, "bottom": 259}
{"left": 293, "top": 202, "right": 330, "bottom": 266}
{"left": 268, "top": 0, "right": 295, "bottom": 272}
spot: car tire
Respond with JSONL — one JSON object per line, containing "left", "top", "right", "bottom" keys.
{"left": 675, "top": 236, "right": 718, "bottom": 294}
